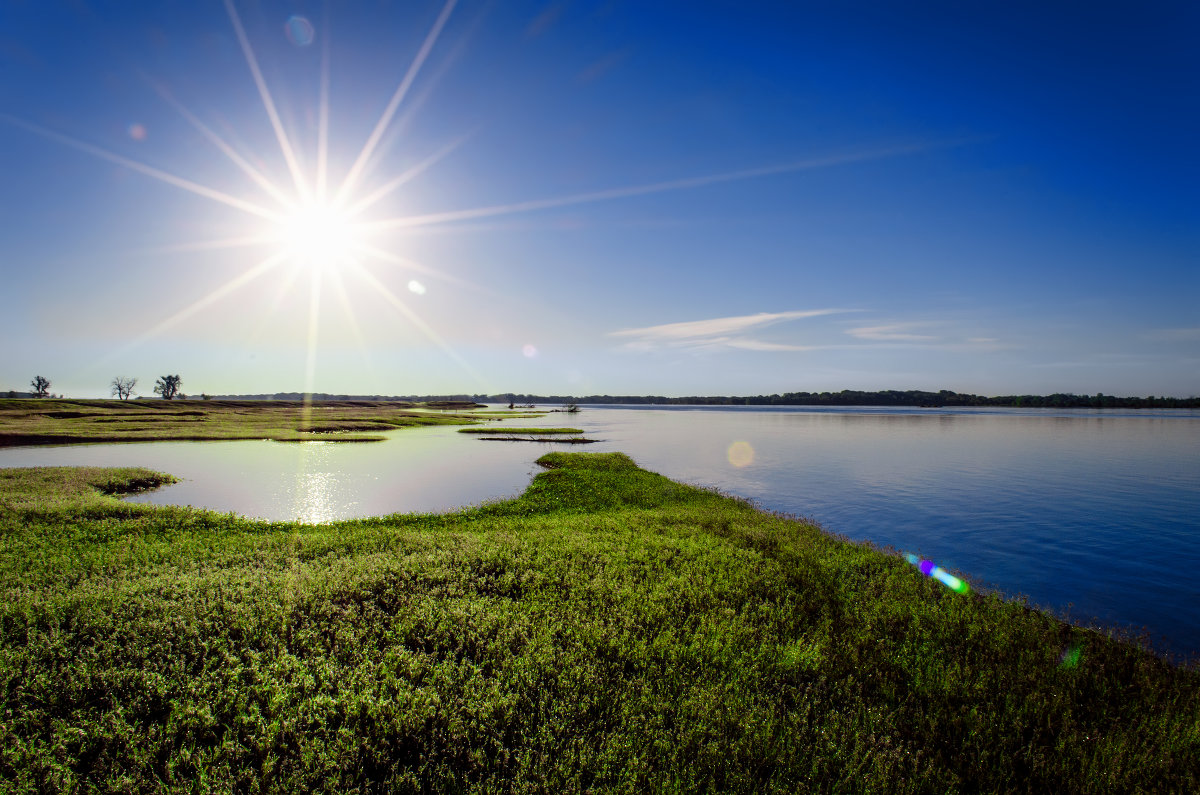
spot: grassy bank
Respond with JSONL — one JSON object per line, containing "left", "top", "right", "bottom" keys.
{"left": 1, "top": 453, "right": 1196, "bottom": 792}
{"left": 0, "top": 398, "right": 484, "bottom": 446}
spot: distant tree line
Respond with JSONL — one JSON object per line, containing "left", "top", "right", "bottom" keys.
{"left": 9, "top": 383, "right": 1196, "bottom": 408}
{"left": 460, "top": 390, "right": 1200, "bottom": 409}
{"left": 195, "top": 389, "right": 1200, "bottom": 409}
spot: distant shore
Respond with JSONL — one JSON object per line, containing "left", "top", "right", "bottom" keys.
{"left": 179, "top": 389, "right": 1200, "bottom": 409}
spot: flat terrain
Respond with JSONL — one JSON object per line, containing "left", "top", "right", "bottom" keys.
{"left": 0, "top": 398, "right": 488, "bottom": 445}
{"left": 1, "top": 452, "right": 1196, "bottom": 792}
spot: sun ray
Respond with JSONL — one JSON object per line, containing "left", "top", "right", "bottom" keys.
{"left": 304, "top": 268, "right": 323, "bottom": 403}
{"left": 316, "top": 8, "right": 332, "bottom": 200}
{"left": 128, "top": 233, "right": 277, "bottom": 256}
{"left": 334, "top": 0, "right": 458, "bottom": 206}
{"left": 244, "top": 262, "right": 306, "bottom": 349}
{"left": 347, "top": 258, "right": 490, "bottom": 389}
{"left": 353, "top": 242, "right": 478, "bottom": 290}
{"left": 146, "top": 77, "right": 297, "bottom": 211}
{"left": 324, "top": 268, "right": 373, "bottom": 361}
{"left": 0, "top": 114, "right": 285, "bottom": 222}
{"left": 343, "top": 133, "right": 471, "bottom": 218}
{"left": 364, "top": 143, "right": 945, "bottom": 231}
{"left": 93, "top": 252, "right": 288, "bottom": 371}
{"left": 224, "top": 0, "right": 311, "bottom": 202}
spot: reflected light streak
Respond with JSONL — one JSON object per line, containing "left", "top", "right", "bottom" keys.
{"left": 303, "top": 268, "right": 323, "bottom": 429}
{"left": 0, "top": 114, "right": 284, "bottom": 222}
{"left": 225, "top": 0, "right": 311, "bottom": 202}
{"left": 335, "top": 0, "right": 458, "bottom": 206}
{"left": 365, "top": 143, "right": 942, "bottom": 231}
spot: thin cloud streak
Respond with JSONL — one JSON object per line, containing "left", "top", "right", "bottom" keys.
{"left": 847, "top": 323, "right": 940, "bottom": 342}
{"left": 1145, "top": 327, "right": 1200, "bottom": 342}
{"left": 611, "top": 309, "right": 851, "bottom": 341}
{"left": 726, "top": 339, "right": 819, "bottom": 352}
{"left": 610, "top": 309, "right": 853, "bottom": 354}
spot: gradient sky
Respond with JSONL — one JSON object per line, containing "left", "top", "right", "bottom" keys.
{"left": 2, "top": 1, "right": 1197, "bottom": 398}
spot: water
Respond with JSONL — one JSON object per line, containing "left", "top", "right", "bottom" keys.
{"left": 0, "top": 425, "right": 547, "bottom": 522}
{"left": 2, "top": 405, "right": 1197, "bottom": 657}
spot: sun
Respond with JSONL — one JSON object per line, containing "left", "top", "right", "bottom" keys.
{"left": 275, "top": 199, "right": 362, "bottom": 273}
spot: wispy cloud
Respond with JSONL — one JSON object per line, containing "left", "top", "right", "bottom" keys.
{"left": 847, "top": 322, "right": 939, "bottom": 342}
{"left": 577, "top": 50, "right": 630, "bottom": 84}
{"left": 610, "top": 309, "right": 848, "bottom": 352}
{"left": 1145, "top": 327, "right": 1200, "bottom": 342}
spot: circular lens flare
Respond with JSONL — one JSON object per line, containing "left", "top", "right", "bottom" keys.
{"left": 727, "top": 441, "right": 755, "bottom": 468}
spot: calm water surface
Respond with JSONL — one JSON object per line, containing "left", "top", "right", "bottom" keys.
{"left": 2, "top": 405, "right": 1197, "bottom": 657}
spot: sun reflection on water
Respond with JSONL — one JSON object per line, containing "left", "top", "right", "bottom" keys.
{"left": 290, "top": 441, "right": 344, "bottom": 524}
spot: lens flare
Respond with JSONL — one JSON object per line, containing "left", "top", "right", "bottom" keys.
{"left": 522, "top": 344, "right": 538, "bottom": 358}
{"left": 1059, "top": 644, "right": 1083, "bottom": 669}
{"left": 128, "top": 123, "right": 147, "bottom": 141}
{"left": 285, "top": 15, "right": 315, "bottom": 47}
{"left": 727, "top": 441, "right": 755, "bottom": 468}
{"left": 905, "top": 553, "right": 970, "bottom": 594}
{"left": 407, "top": 280, "right": 426, "bottom": 295}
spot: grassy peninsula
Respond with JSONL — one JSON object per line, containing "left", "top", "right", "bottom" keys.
{"left": 1, "top": 453, "right": 1197, "bottom": 792}
{"left": 0, "top": 398, "right": 485, "bottom": 446}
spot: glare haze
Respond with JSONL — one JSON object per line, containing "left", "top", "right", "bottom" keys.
{"left": 2, "top": 2, "right": 1197, "bottom": 399}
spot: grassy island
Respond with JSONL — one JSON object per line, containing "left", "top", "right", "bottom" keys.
{"left": 1, "top": 452, "right": 1197, "bottom": 792}
{"left": 0, "top": 398, "right": 483, "bottom": 445}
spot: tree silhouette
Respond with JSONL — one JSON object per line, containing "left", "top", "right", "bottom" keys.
{"left": 153, "top": 375, "right": 182, "bottom": 400}
{"left": 111, "top": 376, "right": 137, "bottom": 401}
{"left": 30, "top": 375, "right": 51, "bottom": 398}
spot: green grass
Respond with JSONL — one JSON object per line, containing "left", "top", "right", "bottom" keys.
{"left": 0, "top": 398, "right": 482, "bottom": 445}
{"left": 1, "top": 453, "right": 1197, "bottom": 792}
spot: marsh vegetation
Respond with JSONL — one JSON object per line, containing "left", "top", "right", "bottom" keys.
{"left": 0, "top": 398, "right": 483, "bottom": 446}
{"left": 0, "top": 452, "right": 1197, "bottom": 791}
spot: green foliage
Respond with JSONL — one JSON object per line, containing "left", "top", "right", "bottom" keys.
{"left": 0, "top": 454, "right": 1197, "bottom": 792}
{"left": 153, "top": 374, "right": 183, "bottom": 400}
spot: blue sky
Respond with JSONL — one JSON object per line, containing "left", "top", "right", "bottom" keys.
{"left": 2, "top": 1, "right": 1197, "bottom": 398}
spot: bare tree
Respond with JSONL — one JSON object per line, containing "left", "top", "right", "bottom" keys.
{"left": 153, "top": 374, "right": 182, "bottom": 400}
{"left": 30, "top": 375, "right": 51, "bottom": 398}
{"left": 111, "top": 376, "right": 137, "bottom": 401}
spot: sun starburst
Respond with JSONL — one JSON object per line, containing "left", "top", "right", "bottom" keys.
{"left": 2, "top": 0, "right": 938, "bottom": 396}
